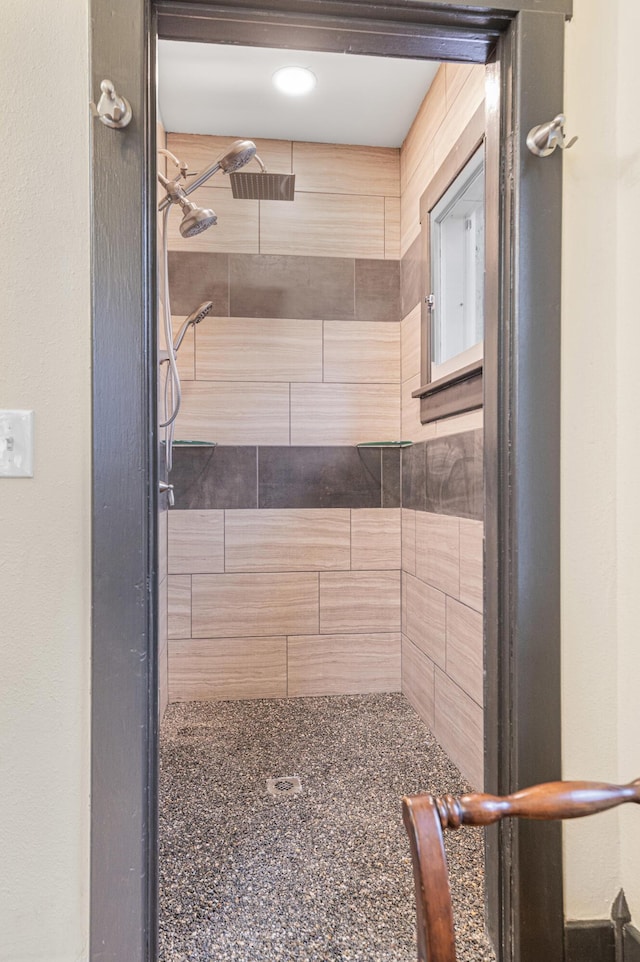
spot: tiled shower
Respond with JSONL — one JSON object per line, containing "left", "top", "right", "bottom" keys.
{"left": 158, "top": 60, "right": 486, "bottom": 788}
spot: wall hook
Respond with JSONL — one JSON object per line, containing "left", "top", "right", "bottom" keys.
{"left": 90, "top": 79, "right": 132, "bottom": 129}
{"left": 526, "top": 114, "right": 577, "bottom": 157}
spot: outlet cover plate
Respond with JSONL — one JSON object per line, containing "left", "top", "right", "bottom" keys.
{"left": 0, "top": 410, "right": 34, "bottom": 477}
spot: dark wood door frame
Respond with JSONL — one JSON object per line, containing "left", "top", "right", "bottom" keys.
{"left": 90, "top": 2, "right": 569, "bottom": 960}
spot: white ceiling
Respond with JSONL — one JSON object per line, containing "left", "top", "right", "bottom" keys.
{"left": 158, "top": 41, "right": 440, "bottom": 148}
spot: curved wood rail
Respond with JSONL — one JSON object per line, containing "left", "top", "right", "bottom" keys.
{"left": 431, "top": 779, "right": 640, "bottom": 829}
{"left": 402, "top": 779, "right": 640, "bottom": 962}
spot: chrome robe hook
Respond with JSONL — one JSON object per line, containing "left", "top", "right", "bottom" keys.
{"left": 90, "top": 79, "right": 132, "bottom": 129}
{"left": 526, "top": 114, "right": 577, "bottom": 157}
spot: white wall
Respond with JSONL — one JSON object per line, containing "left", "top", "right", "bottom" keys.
{"left": 0, "top": 3, "right": 91, "bottom": 960}
{"left": 562, "top": 0, "right": 640, "bottom": 922}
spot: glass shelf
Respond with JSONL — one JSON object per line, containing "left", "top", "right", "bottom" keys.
{"left": 356, "top": 441, "right": 413, "bottom": 448}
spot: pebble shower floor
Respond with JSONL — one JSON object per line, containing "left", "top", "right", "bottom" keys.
{"left": 159, "top": 693, "right": 495, "bottom": 962}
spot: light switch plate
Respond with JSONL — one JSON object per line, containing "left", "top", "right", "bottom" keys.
{"left": 0, "top": 410, "right": 34, "bottom": 477}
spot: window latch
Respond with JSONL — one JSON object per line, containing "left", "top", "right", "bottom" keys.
{"left": 425, "top": 293, "right": 435, "bottom": 312}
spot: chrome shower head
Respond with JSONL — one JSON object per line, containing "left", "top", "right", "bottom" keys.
{"left": 179, "top": 200, "right": 217, "bottom": 238}
{"left": 217, "top": 139, "right": 258, "bottom": 173}
{"left": 173, "top": 301, "right": 214, "bottom": 353}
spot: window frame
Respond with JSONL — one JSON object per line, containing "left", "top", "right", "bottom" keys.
{"left": 413, "top": 104, "right": 486, "bottom": 423}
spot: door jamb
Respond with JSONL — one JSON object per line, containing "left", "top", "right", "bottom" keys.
{"left": 89, "top": 3, "right": 567, "bottom": 961}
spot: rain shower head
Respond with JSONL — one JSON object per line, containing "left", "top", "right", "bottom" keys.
{"left": 229, "top": 171, "right": 296, "bottom": 201}
{"left": 173, "top": 301, "right": 213, "bottom": 352}
{"left": 179, "top": 200, "right": 218, "bottom": 238}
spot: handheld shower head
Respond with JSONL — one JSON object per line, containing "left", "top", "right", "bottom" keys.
{"left": 179, "top": 200, "right": 217, "bottom": 238}
{"left": 217, "top": 139, "right": 257, "bottom": 173}
{"left": 173, "top": 301, "right": 214, "bottom": 353}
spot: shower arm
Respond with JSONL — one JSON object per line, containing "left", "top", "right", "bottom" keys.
{"left": 158, "top": 152, "right": 267, "bottom": 212}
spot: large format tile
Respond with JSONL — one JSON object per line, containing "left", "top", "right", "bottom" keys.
{"left": 192, "top": 572, "right": 319, "bottom": 638}
{"left": 258, "top": 445, "right": 382, "bottom": 509}
{"left": 292, "top": 141, "right": 399, "bottom": 197}
{"left": 434, "top": 669, "right": 483, "bottom": 789}
{"left": 229, "top": 253, "right": 355, "bottom": 320}
{"left": 170, "top": 446, "right": 258, "bottom": 510}
{"left": 400, "top": 234, "right": 423, "bottom": 319}
{"left": 168, "top": 575, "right": 191, "bottom": 640}
{"left": 290, "top": 383, "right": 400, "bottom": 446}
{"left": 401, "top": 442, "right": 427, "bottom": 511}
{"left": 425, "top": 431, "right": 483, "bottom": 520}
{"left": 225, "top": 509, "right": 351, "bottom": 572}
{"left": 196, "top": 317, "right": 322, "bottom": 382}
{"left": 401, "top": 303, "right": 421, "bottom": 384}
{"left": 354, "top": 259, "right": 401, "bottom": 322}
{"left": 168, "top": 510, "right": 224, "bottom": 574}
{"left": 287, "top": 632, "right": 402, "bottom": 696}
{"left": 176, "top": 381, "right": 290, "bottom": 445}
{"left": 381, "top": 448, "right": 402, "bottom": 508}
{"left": 166, "top": 133, "right": 292, "bottom": 185}
{"left": 167, "top": 251, "right": 229, "bottom": 317}
{"left": 401, "top": 635, "right": 435, "bottom": 729}
{"left": 167, "top": 185, "right": 259, "bottom": 254}
{"left": 404, "top": 572, "right": 446, "bottom": 669}
{"left": 445, "top": 597, "right": 483, "bottom": 706}
{"left": 320, "top": 570, "right": 401, "bottom": 634}
{"left": 401, "top": 509, "right": 416, "bottom": 575}
{"left": 415, "top": 512, "right": 460, "bottom": 597}
{"left": 168, "top": 636, "right": 287, "bottom": 702}
{"left": 459, "top": 518, "right": 484, "bottom": 613}
{"left": 385, "top": 197, "right": 401, "bottom": 260}
{"left": 350, "top": 509, "right": 401, "bottom": 570}
{"left": 323, "top": 321, "right": 401, "bottom": 383}
{"left": 260, "top": 192, "right": 385, "bottom": 259}
{"left": 402, "top": 374, "right": 438, "bottom": 444}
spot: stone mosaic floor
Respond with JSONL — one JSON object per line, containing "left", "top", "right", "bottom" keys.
{"left": 159, "top": 693, "right": 494, "bottom": 962}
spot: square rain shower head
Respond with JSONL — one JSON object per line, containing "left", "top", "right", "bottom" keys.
{"left": 229, "top": 171, "right": 296, "bottom": 201}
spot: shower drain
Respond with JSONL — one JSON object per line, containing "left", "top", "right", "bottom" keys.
{"left": 266, "top": 776, "right": 302, "bottom": 797}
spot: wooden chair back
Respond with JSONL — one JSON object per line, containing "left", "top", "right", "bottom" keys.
{"left": 402, "top": 779, "right": 640, "bottom": 962}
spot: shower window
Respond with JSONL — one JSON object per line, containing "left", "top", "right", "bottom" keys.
{"left": 413, "top": 107, "right": 485, "bottom": 424}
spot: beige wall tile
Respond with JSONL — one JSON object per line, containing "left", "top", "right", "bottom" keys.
{"left": 432, "top": 68, "right": 485, "bottom": 172}
{"left": 402, "top": 572, "right": 408, "bottom": 634}
{"left": 434, "top": 669, "right": 483, "bottom": 788}
{"left": 402, "top": 375, "right": 438, "bottom": 444}
{"left": 323, "top": 322, "right": 401, "bottom": 384}
{"left": 402, "top": 635, "right": 435, "bottom": 730}
{"left": 350, "top": 508, "right": 401, "bottom": 570}
{"left": 288, "top": 632, "right": 401, "bottom": 697}
{"left": 177, "top": 381, "right": 290, "bottom": 445}
{"left": 401, "top": 303, "right": 421, "bottom": 384}
{"left": 166, "top": 134, "right": 292, "bottom": 186}
{"left": 444, "top": 63, "right": 481, "bottom": 112}
{"left": 385, "top": 197, "right": 401, "bottom": 260}
{"left": 405, "top": 572, "right": 446, "bottom": 670}
{"left": 168, "top": 575, "right": 191, "bottom": 640}
{"left": 261, "top": 192, "right": 385, "bottom": 259}
{"left": 290, "top": 383, "right": 400, "bottom": 446}
{"left": 166, "top": 185, "right": 259, "bottom": 254}
{"left": 192, "top": 572, "right": 319, "bottom": 638}
{"left": 400, "top": 145, "right": 435, "bottom": 256}
{"left": 168, "top": 510, "right": 224, "bottom": 574}
{"left": 402, "top": 508, "right": 416, "bottom": 575}
{"left": 446, "top": 597, "right": 483, "bottom": 705}
{"left": 401, "top": 66, "right": 446, "bottom": 192}
{"left": 158, "top": 317, "right": 194, "bottom": 381}
{"left": 196, "top": 318, "right": 322, "bottom": 383}
{"left": 225, "top": 509, "right": 351, "bottom": 573}
{"left": 169, "top": 636, "right": 287, "bottom": 702}
{"left": 293, "top": 141, "right": 400, "bottom": 197}
{"left": 320, "top": 570, "right": 401, "bottom": 634}
{"left": 434, "top": 409, "right": 483, "bottom": 437}
{"left": 459, "top": 519, "right": 483, "bottom": 613}
{"left": 415, "top": 512, "right": 460, "bottom": 597}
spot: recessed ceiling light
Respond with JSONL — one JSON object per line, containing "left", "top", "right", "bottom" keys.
{"left": 272, "top": 66, "right": 317, "bottom": 97}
